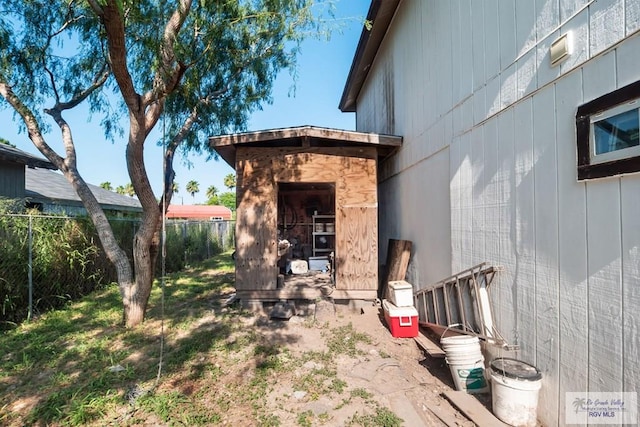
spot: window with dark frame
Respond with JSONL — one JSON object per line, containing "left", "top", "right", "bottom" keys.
{"left": 576, "top": 80, "right": 640, "bottom": 180}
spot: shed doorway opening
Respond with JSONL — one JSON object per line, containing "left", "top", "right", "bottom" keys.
{"left": 277, "top": 182, "right": 335, "bottom": 284}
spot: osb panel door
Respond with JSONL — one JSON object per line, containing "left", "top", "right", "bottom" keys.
{"left": 335, "top": 206, "right": 377, "bottom": 290}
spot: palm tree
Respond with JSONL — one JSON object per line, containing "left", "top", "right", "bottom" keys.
{"left": 124, "top": 183, "right": 135, "bottom": 197}
{"left": 115, "top": 185, "right": 126, "bottom": 195}
{"left": 206, "top": 185, "right": 219, "bottom": 202}
{"left": 186, "top": 180, "right": 199, "bottom": 200}
{"left": 100, "top": 182, "right": 113, "bottom": 191}
{"left": 172, "top": 182, "right": 179, "bottom": 194}
{"left": 223, "top": 173, "right": 236, "bottom": 190}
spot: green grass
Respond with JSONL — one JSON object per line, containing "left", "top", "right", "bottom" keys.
{"left": 324, "top": 323, "right": 372, "bottom": 356}
{"left": 0, "top": 252, "right": 235, "bottom": 426}
{"left": 297, "top": 409, "right": 314, "bottom": 426}
{"left": 346, "top": 406, "right": 404, "bottom": 427}
{"left": 0, "top": 251, "right": 402, "bottom": 426}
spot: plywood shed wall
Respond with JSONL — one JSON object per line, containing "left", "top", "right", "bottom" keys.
{"left": 235, "top": 146, "right": 378, "bottom": 292}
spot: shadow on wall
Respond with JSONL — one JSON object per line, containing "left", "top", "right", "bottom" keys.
{"left": 235, "top": 149, "right": 307, "bottom": 288}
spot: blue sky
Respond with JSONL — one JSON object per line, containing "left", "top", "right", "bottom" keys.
{"left": 0, "top": 0, "right": 369, "bottom": 205}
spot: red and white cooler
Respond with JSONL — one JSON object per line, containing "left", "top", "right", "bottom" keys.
{"left": 383, "top": 299, "right": 419, "bottom": 338}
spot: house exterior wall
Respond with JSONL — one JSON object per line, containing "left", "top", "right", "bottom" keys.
{"left": 0, "top": 160, "right": 26, "bottom": 199}
{"left": 356, "top": 1, "right": 640, "bottom": 425}
{"left": 235, "top": 146, "right": 378, "bottom": 293}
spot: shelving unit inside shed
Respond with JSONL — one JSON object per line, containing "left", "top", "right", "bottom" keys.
{"left": 312, "top": 214, "right": 335, "bottom": 257}
{"left": 276, "top": 183, "right": 335, "bottom": 263}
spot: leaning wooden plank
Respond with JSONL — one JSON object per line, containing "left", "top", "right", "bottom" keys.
{"left": 414, "top": 330, "right": 445, "bottom": 358}
{"left": 382, "top": 239, "right": 412, "bottom": 299}
{"left": 443, "top": 391, "right": 509, "bottom": 427}
{"left": 384, "top": 239, "right": 413, "bottom": 281}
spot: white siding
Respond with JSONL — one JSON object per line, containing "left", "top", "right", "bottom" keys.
{"left": 619, "top": 26, "right": 640, "bottom": 400}
{"left": 622, "top": 177, "right": 640, "bottom": 396}
{"left": 532, "top": 86, "right": 560, "bottom": 419}
{"left": 358, "top": 0, "right": 640, "bottom": 425}
{"left": 629, "top": 0, "right": 640, "bottom": 33}
{"left": 379, "top": 147, "right": 452, "bottom": 287}
{"left": 582, "top": 50, "right": 624, "bottom": 396}
{"left": 555, "top": 71, "right": 589, "bottom": 425}
{"left": 590, "top": 0, "right": 624, "bottom": 55}
{"left": 495, "top": 108, "right": 517, "bottom": 344}
{"left": 371, "top": 0, "right": 455, "bottom": 286}
{"left": 512, "top": 98, "right": 537, "bottom": 360}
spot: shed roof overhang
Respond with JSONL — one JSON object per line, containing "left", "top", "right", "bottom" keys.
{"left": 209, "top": 125, "right": 402, "bottom": 168}
{"left": 338, "top": 0, "right": 401, "bottom": 113}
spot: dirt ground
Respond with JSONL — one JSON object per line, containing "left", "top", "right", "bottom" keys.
{"left": 250, "top": 299, "right": 484, "bottom": 426}
{"left": 0, "top": 296, "right": 493, "bottom": 427}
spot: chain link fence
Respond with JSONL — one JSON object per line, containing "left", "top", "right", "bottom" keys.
{"left": 0, "top": 213, "right": 234, "bottom": 328}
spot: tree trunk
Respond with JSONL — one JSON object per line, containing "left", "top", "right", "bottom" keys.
{"left": 65, "top": 168, "right": 138, "bottom": 327}
{"left": 123, "top": 114, "right": 162, "bottom": 327}
{"left": 125, "top": 233, "right": 155, "bottom": 327}
{"left": 66, "top": 169, "right": 136, "bottom": 317}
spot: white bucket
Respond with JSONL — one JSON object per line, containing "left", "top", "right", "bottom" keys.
{"left": 490, "top": 358, "right": 542, "bottom": 427}
{"left": 441, "top": 335, "right": 489, "bottom": 393}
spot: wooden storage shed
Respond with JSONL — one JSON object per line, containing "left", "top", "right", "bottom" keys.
{"left": 210, "top": 126, "right": 401, "bottom": 305}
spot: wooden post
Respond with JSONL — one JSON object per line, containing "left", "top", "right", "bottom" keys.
{"left": 381, "top": 239, "right": 412, "bottom": 299}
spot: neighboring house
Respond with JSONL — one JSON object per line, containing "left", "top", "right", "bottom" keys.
{"left": 340, "top": 1, "right": 639, "bottom": 426}
{"left": 166, "top": 204, "right": 232, "bottom": 221}
{"left": 1, "top": 144, "right": 140, "bottom": 217}
{"left": 25, "top": 168, "right": 141, "bottom": 217}
{"left": 0, "top": 144, "right": 56, "bottom": 199}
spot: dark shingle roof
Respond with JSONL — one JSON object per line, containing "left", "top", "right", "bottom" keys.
{"left": 0, "top": 144, "right": 56, "bottom": 169}
{"left": 25, "top": 168, "right": 142, "bottom": 212}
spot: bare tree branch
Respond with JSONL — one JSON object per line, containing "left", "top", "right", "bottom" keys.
{"left": 86, "top": 0, "right": 104, "bottom": 17}
{"left": 56, "top": 66, "right": 111, "bottom": 111}
{"left": 38, "top": 66, "right": 110, "bottom": 169}
{"left": 157, "top": 72, "right": 237, "bottom": 212}
{"left": 142, "top": 0, "right": 192, "bottom": 109}
{"left": 51, "top": 4, "right": 85, "bottom": 39}
{"left": 140, "top": 0, "right": 192, "bottom": 137}
{"left": 159, "top": 103, "right": 198, "bottom": 211}
{"left": 43, "top": 107, "right": 77, "bottom": 171}
{"left": 0, "top": 76, "right": 65, "bottom": 168}
{"left": 101, "top": 1, "right": 140, "bottom": 113}
{"left": 44, "top": 65, "right": 61, "bottom": 104}
{"left": 144, "top": 99, "right": 164, "bottom": 137}
{"left": 159, "top": 0, "right": 192, "bottom": 84}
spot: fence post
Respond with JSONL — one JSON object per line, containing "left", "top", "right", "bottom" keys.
{"left": 27, "top": 214, "right": 33, "bottom": 322}
{"left": 183, "top": 222, "right": 187, "bottom": 266}
{"left": 206, "top": 222, "right": 210, "bottom": 258}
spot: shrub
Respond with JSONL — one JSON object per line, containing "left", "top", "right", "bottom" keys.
{"left": 0, "top": 202, "right": 230, "bottom": 328}
{"left": 0, "top": 212, "right": 111, "bottom": 327}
